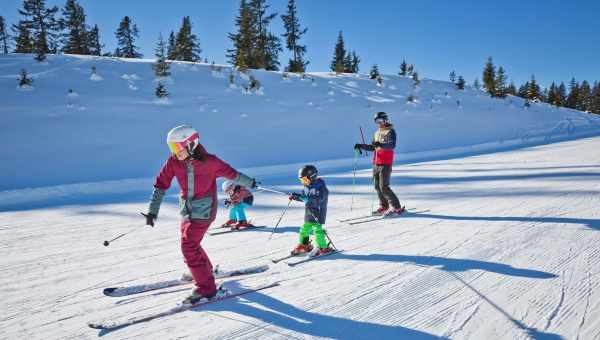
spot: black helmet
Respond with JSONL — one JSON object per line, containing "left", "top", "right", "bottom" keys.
{"left": 298, "top": 165, "right": 318, "bottom": 181}
{"left": 374, "top": 111, "right": 389, "bottom": 123}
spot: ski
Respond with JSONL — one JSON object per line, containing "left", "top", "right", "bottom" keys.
{"left": 337, "top": 207, "right": 420, "bottom": 223}
{"left": 103, "top": 264, "right": 269, "bottom": 297}
{"left": 347, "top": 209, "right": 430, "bottom": 225}
{"left": 271, "top": 252, "right": 307, "bottom": 264}
{"left": 208, "top": 225, "right": 268, "bottom": 236}
{"left": 286, "top": 249, "right": 342, "bottom": 267}
{"left": 89, "top": 281, "right": 280, "bottom": 331}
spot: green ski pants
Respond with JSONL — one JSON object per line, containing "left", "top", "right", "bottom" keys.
{"left": 299, "top": 222, "right": 328, "bottom": 249}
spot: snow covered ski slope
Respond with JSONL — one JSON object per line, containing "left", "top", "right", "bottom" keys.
{"left": 1, "top": 136, "right": 599, "bottom": 339}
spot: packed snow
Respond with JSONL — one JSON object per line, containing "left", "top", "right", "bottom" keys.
{"left": 1, "top": 54, "right": 600, "bottom": 339}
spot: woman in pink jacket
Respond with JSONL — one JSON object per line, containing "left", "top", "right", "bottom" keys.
{"left": 142, "top": 125, "right": 257, "bottom": 303}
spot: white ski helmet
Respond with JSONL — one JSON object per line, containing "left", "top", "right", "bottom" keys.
{"left": 166, "top": 125, "right": 199, "bottom": 155}
{"left": 222, "top": 180, "right": 235, "bottom": 192}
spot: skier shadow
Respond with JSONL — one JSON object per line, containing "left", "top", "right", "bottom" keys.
{"left": 200, "top": 281, "right": 445, "bottom": 340}
{"left": 332, "top": 253, "right": 557, "bottom": 279}
{"left": 408, "top": 212, "right": 600, "bottom": 231}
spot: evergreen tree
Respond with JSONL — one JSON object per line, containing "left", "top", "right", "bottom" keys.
{"left": 482, "top": 57, "right": 496, "bottom": 96}
{"left": 399, "top": 59, "right": 408, "bottom": 76}
{"left": 263, "top": 31, "right": 282, "bottom": 70}
{"left": 343, "top": 52, "right": 352, "bottom": 73}
{"left": 506, "top": 82, "right": 517, "bottom": 96}
{"left": 330, "top": 30, "right": 346, "bottom": 73}
{"left": 114, "top": 16, "right": 141, "bottom": 58}
{"left": 60, "top": 0, "right": 88, "bottom": 54}
{"left": 171, "top": 16, "right": 201, "bottom": 62}
{"left": 281, "top": 0, "right": 308, "bottom": 72}
{"left": 566, "top": 78, "right": 579, "bottom": 109}
{"left": 456, "top": 75, "right": 465, "bottom": 90}
{"left": 591, "top": 81, "right": 600, "bottom": 114}
{"left": 407, "top": 64, "right": 414, "bottom": 76}
{"left": 472, "top": 77, "right": 481, "bottom": 90}
{"left": 0, "top": 16, "right": 10, "bottom": 54}
{"left": 18, "top": 0, "right": 60, "bottom": 61}
{"left": 369, "top": 64, "right": 380, "bottom": 79}
{"left": 412, "top": 71, "right": 420, "bottom": 85}
{"left": 227, "top": 0, "right": 253, "bottom": 70}
{"left": 349, "top": 51, "right": 360, "bottom": 73}
{"left": 87, "top": 24, "right": 102, "bottom": 55}
{"left": 517, "top": 82, "right": 529, "bottom": 98}
{"left": 494, "top": 66, "right": 507, "bottom": 98}
{"left": 167, "top": 31, "right": 175, "bottom": 60}
{"left": 155, "top": 81, "right": 168, "bottom": 98}
{"left": 526, "top": 75, "right": 541, "bottom": 101}
{"left": 250, "top": 0, "right": 281, "bottom": 70}
{"left": 547, "top": 82, "right": 560, "bottom": 106}
{"left": 449, "top": 70, "right": 456, "bottom": 83}
{"left": 153, "top": 33, "right": 170, "bottom": 78}
{"left": 18, "top": 68, "right": 33, "bottom": 87}
{"left": 13, "top": 20, "right": 33, "bottom": 53}
{"left": 578, "top": 80, "right": 592, "bottom": 112}
{"left": 557, "top": 82, "right": 567, "bottom": 107}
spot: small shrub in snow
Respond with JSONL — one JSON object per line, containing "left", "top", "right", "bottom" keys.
{"left": 407, "top": 95, "right": 418, "bottom": 103}
{"left": 90, "top": 65, "right": 103, "bottom": 81}
{"left": 18, "top": 69, "right": 33, "bottom": 88}
{"left": 249, "top": 76, "right": 261, "bottom": 91}
{"left": 282, "top": 72, "right": 289, "bottom": 81}
{"left": 228, "top": 72, "right": 236, "bottom": 88}
{"left": 376, "top": 75, "right": 384, "bottom": 87}
{"left": 155, "top": 82, "right": 169, "bottom": 99}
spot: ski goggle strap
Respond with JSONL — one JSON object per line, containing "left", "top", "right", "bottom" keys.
{"left": 167, "top": 132, "right": 199, "bottom": 154}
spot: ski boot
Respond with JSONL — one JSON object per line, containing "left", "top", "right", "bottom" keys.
{"left": 182, "top": 286, "right": 228, "bottom": 305}
{"left": 291, "top": 243, "right": 313, "bottom": 256}
{"left": 384, "top": 206, "right": 405, "bottom": 217}
{"left": 373, "top": 206, "right": 389, "bottom": 216}
{"left": 221, "top": 219, "right": 237, "bottom": 228}
{"left": 312, "top": 246, "right": 334, "bottom": 257}
{"left": 233, "top": 220, "right": 253, "bottom": 230}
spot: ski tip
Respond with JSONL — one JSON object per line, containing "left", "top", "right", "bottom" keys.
{"left": 88, "top": 322, "right": 107, "bottom": 330}
{"left": 103, "top": 287, "right": 117, "bottom": 296}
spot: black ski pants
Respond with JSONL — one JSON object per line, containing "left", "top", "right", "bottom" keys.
{"left": 373, "top": 164, "right": 401, "bottom": 209}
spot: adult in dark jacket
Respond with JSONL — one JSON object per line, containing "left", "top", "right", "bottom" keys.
{"left": 354, "top": 112, "right": 404, "bottom": 216}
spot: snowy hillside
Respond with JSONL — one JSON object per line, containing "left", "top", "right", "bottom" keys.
{"left": 1, "top": 53, "right": 599, "bottom": 191}
{"left": 2, "top": 53, "right": 600, "bottom": 339}
{"left": 1, "top": 135, "right": 600, "bottom": 339}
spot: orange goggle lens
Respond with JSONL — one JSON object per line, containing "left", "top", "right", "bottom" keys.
{"left": 299, "top": 176, "right": 311, "bottom": 185}
{"left": 168, "top": 141, "right": 186, "bottom": 155}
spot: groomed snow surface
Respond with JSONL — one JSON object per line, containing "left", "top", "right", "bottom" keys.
{"left": 2, "top": 136, "right": 600, "bottom": 339}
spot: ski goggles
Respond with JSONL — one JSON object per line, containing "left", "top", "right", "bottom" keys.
{"left": 167, "top": 132, "right": 199, "bottom": 154}
{"left": 167, "top": 141, "right": 187, "bottom": 155}
{"left": 374, "top": 117, "right": 387, "bottom": 124}
{"left": 299, "top": 176, "right": 311, "bottom": 185}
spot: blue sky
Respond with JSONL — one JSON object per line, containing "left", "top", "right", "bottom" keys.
{"left": 2, "top": 0, "right": 599, "bottom": 88}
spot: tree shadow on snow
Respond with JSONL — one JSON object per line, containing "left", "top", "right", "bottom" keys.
{"left": 408, "top": 212, "right": 600, "bottom": 231}
{"left": 333, "top": 253, "right": 557, "bottom": 279}
{"left": 200, "top": 281, "right": 445, "bottom": 340}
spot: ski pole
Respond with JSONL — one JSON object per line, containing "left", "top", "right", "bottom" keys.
{"left": 103, "top": 224, "right": 146, "bottom": 247}
{"left": 351, "top": 148, "right": 359, "bottom": 213}
{"left": 256, "top": 185, "right": 289, "bottom": 196}
{"left": 359, "top": 126, "right": 369, "bottom": 157}
{"left": 306, "top": 209, "right": 338, "bottom": 250}
{"left": 269, "top": 199, "right": 292, "bottom": 240}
